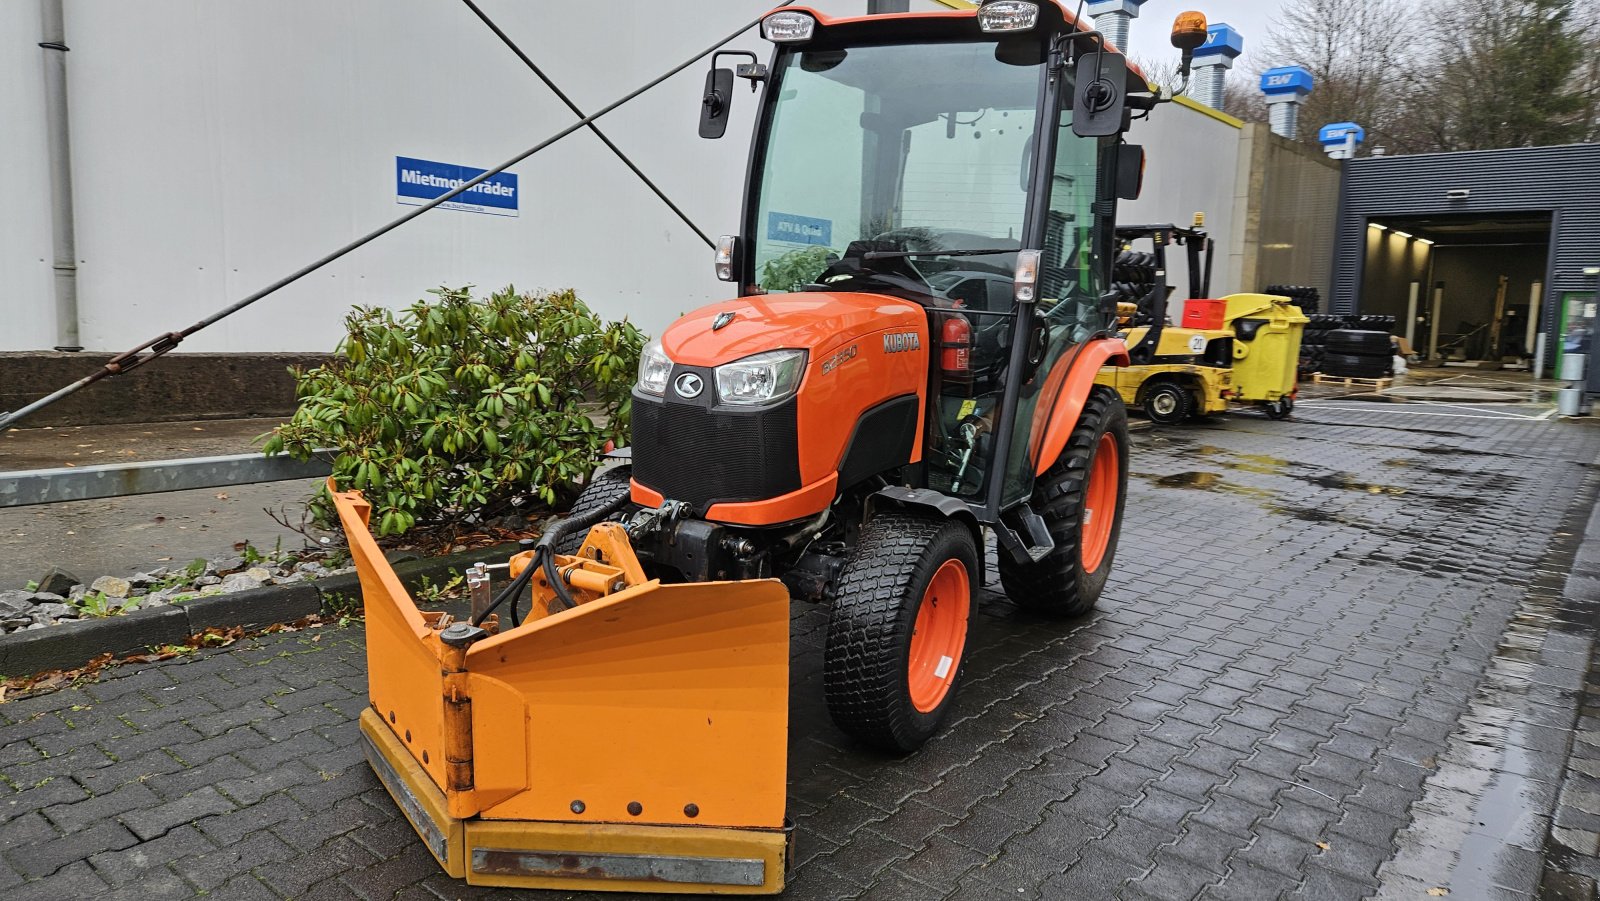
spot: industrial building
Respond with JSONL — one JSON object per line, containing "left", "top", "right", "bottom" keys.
{"left": 1332, "top": 144, "right": 1600, "bottom": 385}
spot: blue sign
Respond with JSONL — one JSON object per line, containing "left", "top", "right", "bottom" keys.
{"left": 1195, "top": 23, "right": 1243, "bottom": 60}
{"left": 1319, "top": 122, "right": 1366, "bottom": 145}
{"left": 1260, "top": 66, "right": 1314, "bottom": 97}
{"left": 767, "top": 211, "right": 832, "bottom": 246}
{"left": 396, "top": 156, "right": 518, "bottom": 217}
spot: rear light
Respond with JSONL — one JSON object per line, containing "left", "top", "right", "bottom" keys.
{"left": 941, "top": 315, "right": 972, "bottom": 381}
{"left": 978, "top": 1, "right": 1039, "bottom": 32}
{"left": 715, "top": 235, "right": 737, "bottom": 282}
{"left": 1013, "top": 250, "right": 1042, "bottom": 302}
{"left": 762, "top": 12, "right": 815, "bottom": 42}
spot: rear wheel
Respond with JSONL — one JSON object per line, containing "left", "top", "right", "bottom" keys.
{"left": 824, "top": 513, "right": 978, "bottom": 754}
{"left": 999, "top": 386, "right": 1129, "bottom": 617}
{"left": 1143, "top": 381, "right": 1193, "bottom": 425}
{"left": 554, "top": 465, "right": 634, "bottom": 555}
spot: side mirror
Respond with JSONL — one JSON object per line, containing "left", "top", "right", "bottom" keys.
{"left": 698, "top": 67, "right": 736, "bottom": 139}
{"left": 1072, "top": 51, "right": 1128, "bottom": 138}
{"left": 1115, "top": 144, "right": 1145, "bottom": 200}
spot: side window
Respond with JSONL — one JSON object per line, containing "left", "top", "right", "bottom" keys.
{"left": 1037, "top": 130, "right": 1110, "bottom": 332}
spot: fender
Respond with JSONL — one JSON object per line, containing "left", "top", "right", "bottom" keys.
{"left": 1033, "top": 337, "right": 1130, "bottom": 476}
{"left": 865, "top": 486, "right": 986, "bottom": 583}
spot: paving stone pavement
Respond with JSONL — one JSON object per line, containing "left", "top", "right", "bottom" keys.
{"left": 3, "top": 403, "right": 1600, "bottom": 900}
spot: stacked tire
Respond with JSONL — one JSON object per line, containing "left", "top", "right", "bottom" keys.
{"left": 1263, "top": 284, "right": 1321, "bottom": 314}
{"left": 1298, "top": 313, "right": 1344, "bottom": 377}
{"left": 1112, "top": 252, "right": 1158, "bottom": 324}
{"left": 1322, "top": 329, "right": 1395, "bottom": 379}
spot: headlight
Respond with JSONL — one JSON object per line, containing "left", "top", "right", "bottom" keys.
{"left": 762, "top": 11, "right": 815, "bottom": 42}
{"left": 715, "top": 349, "right": 806, "bottom": 405}
{"left": 637, "top": 338, "right": 672, "bottom": 395}
{"left": 978, "top": 1, "right": 1038, "bottom": 32}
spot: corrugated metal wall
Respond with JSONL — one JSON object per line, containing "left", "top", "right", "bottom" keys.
{"left": 1333, "top": 145, "right": 1600, "bottom": 335}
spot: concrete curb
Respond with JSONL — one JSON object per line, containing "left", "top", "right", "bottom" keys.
{"left": 0, "top": 541, "right": 519, "bottom": 678}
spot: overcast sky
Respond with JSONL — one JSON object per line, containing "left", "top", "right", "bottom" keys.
{"left": 1121, "top": 0, "right": 1287, "bottom": 76}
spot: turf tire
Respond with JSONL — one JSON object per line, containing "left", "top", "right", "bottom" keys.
{"left": 823, "top": 513, "right": 978, "bottom": 754}
{"left": 554, "top": 465, "right": 635, "bottom": 555}
{"left": 998, "top": 386, "right": 1129, "bottom": 618}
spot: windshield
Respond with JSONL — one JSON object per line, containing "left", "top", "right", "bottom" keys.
{"left": 751, "top": 39, "right": 1046, "bottom": 294}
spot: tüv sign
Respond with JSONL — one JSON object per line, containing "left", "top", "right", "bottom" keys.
{"left": 396, "top": 156, "right": 518, "bottom": 217}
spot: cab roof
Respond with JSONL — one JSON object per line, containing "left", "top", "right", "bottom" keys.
{"left": 773, "top": 2, "right": 1150, "bottom": 91}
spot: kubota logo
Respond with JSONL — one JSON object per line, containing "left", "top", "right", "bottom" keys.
{"left": 674, "top": 373, "right": 704, "bottom": 398}
{"left": 883, "top": 332, "right": 921, "bottom": 353}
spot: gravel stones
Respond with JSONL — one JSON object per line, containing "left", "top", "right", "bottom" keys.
{"left": 89, "top": 576, "right": 132, "bottom": 598}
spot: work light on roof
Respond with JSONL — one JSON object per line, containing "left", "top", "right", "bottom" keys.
{"left": 762, "top": 11, "right": 815, "bottom": 42}
{"left": 978, "top": 1, "right": 1039, "bottom": 32}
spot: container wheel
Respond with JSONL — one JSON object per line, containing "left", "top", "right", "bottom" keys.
{"left": 999, "top": 386, "right": 1129, "bottom": 617}
{"left": 555, "top": 466, "right": 635, "bottom": 555}
{"left": 1143, "top": 381, "right": 1193, "bottom": 425}
{"left": 1263, "top": 398, "right": 1292, "bottom": 420}
{"left": 823, "top": 512, "right": 977, "bottom": 754}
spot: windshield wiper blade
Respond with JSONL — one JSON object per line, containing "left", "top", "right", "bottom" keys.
{"left": 861, "top": 247, "right": 1018, "bottom": 260}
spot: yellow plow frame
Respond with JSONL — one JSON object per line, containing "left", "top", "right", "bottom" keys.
{"left": 330, "top": 485, "right": 793, "bottom": 893}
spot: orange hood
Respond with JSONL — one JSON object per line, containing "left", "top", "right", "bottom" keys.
{"left": 661, "top": 293, "right": 927, "bottom": 368}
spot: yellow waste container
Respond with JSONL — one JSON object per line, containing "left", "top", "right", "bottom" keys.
{"left": 1223, "top": 293, "right": 1309, "bottom": 406}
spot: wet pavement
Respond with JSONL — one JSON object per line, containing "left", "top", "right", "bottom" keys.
{"left": 3, "top": 399, "right": 1600, "bottom": 900}
{"left": 0, "top": 419, "right": 322, "bottom": 587}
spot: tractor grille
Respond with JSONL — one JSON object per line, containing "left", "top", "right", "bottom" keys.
{"left": 631, "top": 395, "right": 802, "bottom": 510}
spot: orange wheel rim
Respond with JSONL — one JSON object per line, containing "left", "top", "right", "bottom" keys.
{"left": 907, "top": 559, "right": 970, "bottom": 714}
{"left": 1081, "top": 433, "right": 1119, "bottom": 573}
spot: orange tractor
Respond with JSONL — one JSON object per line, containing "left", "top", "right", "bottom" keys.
{"left": 332, "top": 1, "right": 1209, "bottom": 893}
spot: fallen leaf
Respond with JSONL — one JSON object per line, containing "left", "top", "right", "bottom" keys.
{"left": 1315, "top": 841, "right": 1329, "bottom": 850}
{"left": 215, "top": 492, "right": 230, "bottom": 500}
{"left": 1427, "top": 889, "right": 1449, "bottom": 897}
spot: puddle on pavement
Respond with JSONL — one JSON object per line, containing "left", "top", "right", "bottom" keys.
{"left": 1146, "top": 471, "right": 1274, "bottom": 500}
{"left": 1267, "top": 505, "right": 1342, "bottom": 523}
{"left": 1303, "top": 473, "right": 1409, "bottom": 496}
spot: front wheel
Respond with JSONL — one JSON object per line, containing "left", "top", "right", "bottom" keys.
{"left": 823, "top": 513, "right": 978, "bottom": 754}
{"left": 998, "top": 386, "right": 1129, "bottom": 617}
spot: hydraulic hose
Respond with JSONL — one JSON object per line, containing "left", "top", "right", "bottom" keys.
{"left": 468, "top": 488, "right": 633, "bottom": 626}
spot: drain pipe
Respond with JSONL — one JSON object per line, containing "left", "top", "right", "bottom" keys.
{"left": 40, "top": 0, "right": 81, "bottom": 352}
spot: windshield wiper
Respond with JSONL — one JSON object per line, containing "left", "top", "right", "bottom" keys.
{"left": 861, "top": 248, "right": 1018, "bottom": 261}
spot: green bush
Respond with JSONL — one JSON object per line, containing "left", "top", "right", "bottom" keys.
{"left": 759, "top": 246, "right": 834, "bottom": 292}
{"left": 265, "top": 286, "right": 643, "bottom": 536}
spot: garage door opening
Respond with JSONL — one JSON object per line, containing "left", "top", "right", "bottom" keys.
{"left": 1359, "top": 213, "right": 1552, "bottom": 368}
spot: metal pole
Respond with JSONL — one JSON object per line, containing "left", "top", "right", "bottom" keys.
{"left": 1526, "top": 280, "right": 1542, "bottom": 365}
{"left": 1405, "top": 281, "right": 1418, "bottom": 346}
{"left": 40, "top": 0, "right": 80, "bottom": 352}
{"left": 1429, "top": 284, "right": 1444, "bottom": 360}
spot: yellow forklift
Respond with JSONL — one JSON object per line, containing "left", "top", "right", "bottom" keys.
{"left": 1096, "top": 223, "right": 1307, "bottom": 422}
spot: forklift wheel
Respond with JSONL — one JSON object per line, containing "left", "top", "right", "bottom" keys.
{"left": 999, "top": 386, "right": 1129, "bottom": 617}
{"left": 555, "top": 466, "right": 635, "bottom": 555}
{"left": 823, "top": 512, "right": 978, "bottom": 754}
{"left": 1142, "top": 381, "right": 1193, "bottom": 425}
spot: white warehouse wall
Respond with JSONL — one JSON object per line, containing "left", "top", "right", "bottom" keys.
{"left": 2, "top": 1, "right": 56, "bottom": 351}
{"left": 0, "top": 1, "right": 1241, "bottom": 353}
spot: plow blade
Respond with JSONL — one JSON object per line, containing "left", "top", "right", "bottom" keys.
{"left": 331, "top": 487, "right": 793, "bottom": 893}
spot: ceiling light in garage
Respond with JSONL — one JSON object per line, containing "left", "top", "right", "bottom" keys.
{"left": 1368, "top": 223, "right": 1387, "bottom": 230}
{"left": 1393, "top": 230, "right": 1414, "bottom": 239}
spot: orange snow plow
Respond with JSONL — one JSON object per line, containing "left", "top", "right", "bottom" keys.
{"left": 329, "top": 484, "right": 793, "bottom": 893}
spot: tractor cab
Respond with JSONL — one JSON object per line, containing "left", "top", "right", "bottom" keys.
{"left": 687, "top": 0, "right": 1192, "bottom": 545}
